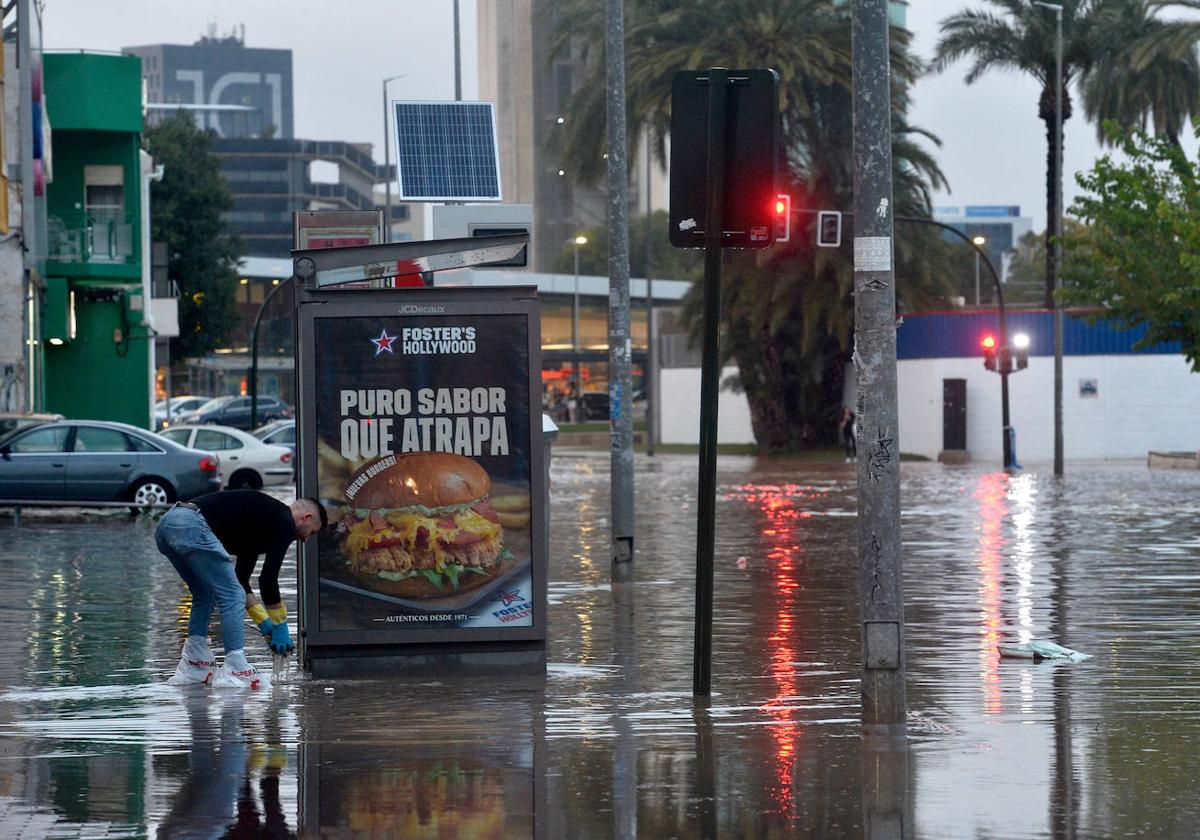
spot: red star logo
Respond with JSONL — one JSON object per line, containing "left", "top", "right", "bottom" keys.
{"left": 497, "top": 589, "right": 523, "bottom": 606}
{"left": 370, "top": 328, "right": 396, "bottom": 356}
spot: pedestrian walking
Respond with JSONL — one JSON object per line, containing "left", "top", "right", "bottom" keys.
{"left": 155, "top": 491, "right": 325, "bottom": 688}
{"left": 839, "top": 406, "right": 857, "bottom": 462}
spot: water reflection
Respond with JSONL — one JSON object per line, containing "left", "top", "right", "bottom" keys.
{"left": 1, "top": 461, "right": 1199, "bottom": 837}
{"left": 298, "top": 680, "right": 542, "bottom": 838}
{"left": 974, "top": 472, "right": 1008, "bottom": 716}
{"left": 156, "top": 692, "right": 295, "bottom": 839}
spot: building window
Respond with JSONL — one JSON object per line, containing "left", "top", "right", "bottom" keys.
{"left": 84, "top": 165, "right": 124, "bottom": 217}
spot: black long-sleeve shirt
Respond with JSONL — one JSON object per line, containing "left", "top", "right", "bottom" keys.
{"left": 194, "top": 490, "right": 295, "bottom": 605}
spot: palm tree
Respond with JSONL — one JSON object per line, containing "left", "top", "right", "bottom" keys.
{"left": 550, "top": 0, "right": 957, "bottom": 449}
{"left": 934, "top": 0, "right": 1200, "bottom": 308}
{"left": 1081, "top": 0, "right": 1200, "bottom": 145}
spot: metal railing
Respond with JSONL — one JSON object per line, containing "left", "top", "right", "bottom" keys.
{"left": 48, "top": 210, "right": 136, "bottom": 264}
{"left": 0, "top": 499, "right": 172, "bottom": 526}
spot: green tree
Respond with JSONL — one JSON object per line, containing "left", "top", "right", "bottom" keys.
{"left": 934, "top": 0, "right": 1200, "bottom": 309}
{"left": 1080, "top": 0, "right": 1200, "bottom": 145}
{"left": 1004, "top": 218, "right": 1100, "bottom": 305}
{"left": 144, "top": 112, "right": 241, "bottom": 359}
{"left": 551, "top": 0, "right": 958, "bottom": 450}
{"left": 1061, "top": 125, "right": 1200, "bottom": 369}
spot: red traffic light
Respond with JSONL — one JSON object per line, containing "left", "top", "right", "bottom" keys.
{"left": 981, "top": 335, "right": 997, "bottom": 350}
{"left": 773, "top": 194, "right": 791, "bottom": 243}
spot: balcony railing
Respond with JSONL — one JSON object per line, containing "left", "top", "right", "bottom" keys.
{"left": 48, "top": 210, "right": 135, "bottom": 264}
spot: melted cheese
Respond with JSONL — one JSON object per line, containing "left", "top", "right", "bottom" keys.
{"left": 343, "top": 507, "right": 503, "bottom": 567}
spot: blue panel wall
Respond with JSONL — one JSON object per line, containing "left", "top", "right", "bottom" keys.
{"left": 896, "top": 311, "right": 1183, "bottom": 359}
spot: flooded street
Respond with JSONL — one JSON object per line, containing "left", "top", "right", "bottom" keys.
{"left": 1, "top": 453, "right": 1198, "bottom": 838}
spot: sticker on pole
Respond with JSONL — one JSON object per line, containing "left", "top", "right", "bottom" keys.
{"left": 853, "top": 237, "right": 892, "bottom": 272}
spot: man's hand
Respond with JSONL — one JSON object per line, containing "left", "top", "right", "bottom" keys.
{"left": 269, "top": 621, "right": 294, "bottom": 655}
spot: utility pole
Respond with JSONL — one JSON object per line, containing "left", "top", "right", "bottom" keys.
{"left": 606, "top": 0, "right": 635, "bottom": 573}
{"left": 852, "top": 0, "right": 907, "bottom": 736}
{"left": 645, "top": 133, "right": 656, "bottom": 456}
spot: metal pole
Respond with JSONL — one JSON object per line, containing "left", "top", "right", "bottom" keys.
{"left": 645, "top": 133, "right": 656, "bottom": 456}
{"left": 974, "top": 251, "right": 980, "bottom": 306}
{"left": 1053, "top": 6, "right": 1065, "bottom": 476}
{"left": 693, "top": 67, "right": 728, "bottom": 697}
{"left": 605, "top": 0, "right": 635, "bottom": 571}
{"left": 852, "top": 0, "right": 907, "bottom": 735}
{"left": 249, "top": 277, "right": 293, "bottom": 429}
{"left": 453, "top": 0, "right": 462, "bottom": 101}
{"left": 383, "top": 79, "right": 392, "bottom": 244}
{"left": 573, "top": 243, "right": 582, "bottom": 417}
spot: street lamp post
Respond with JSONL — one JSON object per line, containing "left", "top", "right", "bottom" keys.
{"left": 972, "top": 235, "right": 986, "bottom": 305}
{"left": 572, "top": 235, "right": 588, "bottom": 421}
{"left": 381, "top": 74, "right": 406, "bottom": 244}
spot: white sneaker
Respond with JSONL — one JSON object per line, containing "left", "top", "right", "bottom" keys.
{"left": 167, "top": 636, "right": 216, "bottom": 686}
{"left": 208, "top": 649, "right": 269, "bottom": 690}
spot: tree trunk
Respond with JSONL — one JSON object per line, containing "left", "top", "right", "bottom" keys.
{"left": 737, "top": 330, "right": 791, "bottom": 452}
{"left": 1039, "top": 81, "right": 1072, "bottom": 310}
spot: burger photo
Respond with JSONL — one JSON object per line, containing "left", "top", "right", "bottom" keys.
{"left": 333, "top": 452, "right": 516, "bottom": 598}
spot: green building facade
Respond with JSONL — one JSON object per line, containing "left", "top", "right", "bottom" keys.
{"left": 42, "top": 53, "right": 153, "bottom": 427}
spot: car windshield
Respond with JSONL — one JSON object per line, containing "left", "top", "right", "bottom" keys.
{"left": 195, "top": 396, "right": 232, "bottom": 413}
{"left": 252, "top": 421, "right": 287, "bottom": 438}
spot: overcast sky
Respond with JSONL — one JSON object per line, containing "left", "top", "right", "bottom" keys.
{"left": 43, "top": 0, "right": 1195, "bottom": 232}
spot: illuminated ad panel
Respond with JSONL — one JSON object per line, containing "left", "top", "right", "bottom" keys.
{"left": 296, "top": 288, "right": 546, "bottom": 646}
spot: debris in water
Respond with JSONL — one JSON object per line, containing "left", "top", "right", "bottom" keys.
{"left": 998, "top": 640, "right": 1091, "bottom": 662}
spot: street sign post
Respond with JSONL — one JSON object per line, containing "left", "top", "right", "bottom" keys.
{"left": 669, "top": 68, "right": 779, "bottom": 696}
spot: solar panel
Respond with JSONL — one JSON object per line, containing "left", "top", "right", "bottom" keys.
{"left": 392, "top": 101, "right": 503, "bottom": 202}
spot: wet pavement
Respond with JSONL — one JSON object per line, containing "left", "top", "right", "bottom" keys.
{"left": 1, "top": 454, "right": 1199, "bottom": 838}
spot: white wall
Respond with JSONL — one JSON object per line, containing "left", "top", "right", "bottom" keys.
{"left": 659, "top": 366, "right": 756, "bottom": 445}
{"left": 898, "top": 355, "right": 1200, "bottom": 462}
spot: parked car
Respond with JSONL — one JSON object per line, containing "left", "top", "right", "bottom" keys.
{"left": 251, "top": 419, "right": 296, "bottom": 458}
{"left": 159, "top": 424, "right": 294, "bottom": 490}
{"left": 173, "top": 395, "right": 293, "bottom": 430}
{"left": 0, "top": 412, "right": 64, "bottom": 441}
{"left": 155, "top": 396, "right": 209, "bottom": 429}
{"left": 0, "top": 420, "right": 220, "bottom": 505}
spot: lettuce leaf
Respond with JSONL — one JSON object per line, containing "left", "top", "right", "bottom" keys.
{"left": 420, "top": 569, "right": 445, "bottom": 591}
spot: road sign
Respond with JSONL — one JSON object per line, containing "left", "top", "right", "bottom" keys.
{"left": 668, "top": 69, "right": 779, "bottom": 250}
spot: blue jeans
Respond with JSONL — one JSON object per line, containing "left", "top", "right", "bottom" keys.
{"left": 155, "top": 505, "right": 245, "bottom": 652}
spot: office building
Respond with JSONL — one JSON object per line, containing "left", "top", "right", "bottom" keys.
{"left": 933, "top": 205, "right": 1034, "bottom": 285}
{"left": 478, "top": 1, "right": 661, "bottom": 273}
{"left": 124, "top": 31, "right": 416, "bottom": 260}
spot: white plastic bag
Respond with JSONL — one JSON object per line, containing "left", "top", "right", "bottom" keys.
{"left": 209, "top": 649, "right": 270, "bottom": 690}
{"left": 166, "top": 636, "right": 216, "bottom": 686}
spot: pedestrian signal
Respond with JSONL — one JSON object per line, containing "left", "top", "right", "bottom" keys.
{"left": 817, "top": 210, "right": 841, "bottom": 248}
{"left": 981, "top": 334, "right": 998, "bottom": 371}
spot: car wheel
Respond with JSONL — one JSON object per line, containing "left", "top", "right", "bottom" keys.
{"left": 128, "top": 478, "right": 175, "bottom": 514}
{"left": 228, "top": 469, "right": 263, "bottom": 491}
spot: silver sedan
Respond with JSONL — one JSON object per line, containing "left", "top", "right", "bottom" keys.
{"left": 0, "top": 420, "right": 222, "bottom": 505}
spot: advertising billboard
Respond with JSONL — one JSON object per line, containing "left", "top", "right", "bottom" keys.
{"left": 296, "top": 287, "right": 545, "bottom": 650}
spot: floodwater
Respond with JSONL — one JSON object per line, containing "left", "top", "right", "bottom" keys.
{"left": 0, "top": 454, "right": 1198, "bottom": 838}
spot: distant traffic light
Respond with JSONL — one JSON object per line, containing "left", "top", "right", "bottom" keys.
{"left": 774, "top": 194, "right": 791, "bottom": 243}
{"left": 981, "top": 334, "right": 998, "bottom": 371}
{"left": 817, "top": 210, "right": 842, "bottom": 248}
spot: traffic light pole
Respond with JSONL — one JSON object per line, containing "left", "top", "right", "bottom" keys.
{"left": 801, "top": 208, "right": 1015, "bottom": 469}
